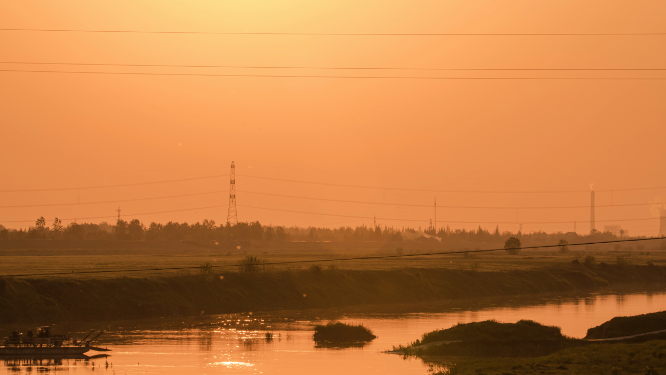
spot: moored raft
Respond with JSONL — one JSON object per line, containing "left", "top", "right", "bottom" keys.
{"left": 1, "top": 327, "right": 109, "bottom": 357}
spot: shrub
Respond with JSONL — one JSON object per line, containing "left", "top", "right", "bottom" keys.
{"left": 237, "top": 256, "right": 264, "bottom": 273}
{"left": 198, "top": 261, "right": 214, "bottom": 277}
{"left": 504, "top": 237, "right": 522, "bottom": 255}
{"left": 313, "top": 322, "right": 376, "bottom": 343}
{"left": 584, "top": 255, "right": 596, "bottom": 269}
{"left": 558, "top": 239, "right": 569, "bottom": 253}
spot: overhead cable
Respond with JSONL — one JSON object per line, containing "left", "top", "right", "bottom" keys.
{"left": 1, "top": 69, "right": 665, "bottom": 80}
{"left": 0, "top": 190, "right": 226, "bottom": 208}
{"left": 238, "top": 174, "right": 666, "bottom": 194}
{"left": 236, "top": 189, "right": 659, "bottom": 209}
{"left": 2, "top": 61, "right": 666, "bottom": 72}
{"left": 0, "top": 175, "right": 228, "bottom": 192}
{"left": 4, "top": 237, "right": 665, "bottom": 277}
{"left": 2, "top": 28, "right": 665, "bottom": 36}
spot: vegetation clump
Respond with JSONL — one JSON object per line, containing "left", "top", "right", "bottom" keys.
{"left": 408, "top": 320, "right": 579, "bottom": 357}
{"left": 313, "top": 322, "right": 376, "bottom": 344}
{"left": 237, "top": 256, "right": 264, "bottom": 273}
{"left": 586, "top": 311, "right": 666, "bottom": 339}
{"left": 417, "top": 320, "right": 564, "bottom": 345}
{"left": 504, "top": 237, "right": 521, "bottom": 255}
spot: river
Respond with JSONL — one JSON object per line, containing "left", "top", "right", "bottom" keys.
{"left": 3, "top": 289, "right": 666, "bottom": 374}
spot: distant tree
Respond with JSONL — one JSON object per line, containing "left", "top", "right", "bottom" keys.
{"left": 264, "top": 226, "right": 275, "bottom": 241}
{"left": 115, "top": 219, "right": 128, "bottom": 240}
{"left": 558, "top": 239, "right": 569, "bottom": 253}
{"left": 52, "top": 218, "right": 63, "bottom": 233}
{"left": 36, "top": 217, "right": 46, "bottom": 229}
{"left": 65, "top": 223, "right": 85, "bottom": 239}
{"left": 127, "top": 219, "right": 144, "bottom": 240}
{"left": 146, "top": 222, "right": 162, "bottom": 240}
{"left": 275, "top": 226, "right": 288, "bottom": 242}
{"left": 504, "top": 236, "right": 521, "bottom": 255}
{"left": 307, "top": 227, "right": 317, "bottom": 242}
{"left": 494, "top": 225, "right": 500, "bottom": 236}
{"left": 202, "top": 219, "right": 216, "bottom": 230}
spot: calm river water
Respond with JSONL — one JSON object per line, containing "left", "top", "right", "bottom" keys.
{"left": 3, "top": 289, "right": 666, "bottom": 374}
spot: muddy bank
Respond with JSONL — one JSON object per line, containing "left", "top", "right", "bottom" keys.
{"left": 1, "top": 263, "right": 665, "bottom": 324}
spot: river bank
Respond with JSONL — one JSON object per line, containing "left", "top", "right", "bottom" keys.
{"left": 1, "top": 262, "right": 665, "bottom": 324}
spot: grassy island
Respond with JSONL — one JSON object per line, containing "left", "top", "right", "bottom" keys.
{"left": 586, "top": 311, "right": 666, "bottom": 340}
{"left": 313, "top": 322, "right": 376, "bottom": 344}
{"left": 402, "top": 315, "right": 666, "bottom": 374}
{"left": 403, "top": 320, "right": 582, "bottom": 358}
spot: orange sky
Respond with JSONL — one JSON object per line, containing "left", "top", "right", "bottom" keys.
{"left": 1, "top": 1, "right": 665, "bottom": 235}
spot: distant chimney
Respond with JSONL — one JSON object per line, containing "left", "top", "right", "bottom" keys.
{"left": 590, "top": 190, "right": 596, "bottom": 234}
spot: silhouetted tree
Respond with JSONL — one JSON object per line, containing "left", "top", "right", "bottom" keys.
{"left": 115, "top": 219, "right": 128, "bottom": 240}
{"left": 504, "top": 236, "right": 521, "bottom": 255}
{"left": 127, "top": 219, "right": 144, "bottom": 240}
{"left": 558, "top": 239, "right": 569, "bottom": 253}
{"left": 52, "top": 218, "right": 63, "bottom": 233}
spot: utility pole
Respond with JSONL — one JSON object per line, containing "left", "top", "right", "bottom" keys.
{"left": 434, "top": 197, "right": 437, "bottom": 236}
{"left": 116, "top": 206, "right": 121, "bottom": 222}
{"left": 227, "top": 161, "right": 238, "bottom": 225}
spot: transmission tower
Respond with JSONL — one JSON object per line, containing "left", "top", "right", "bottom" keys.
{"left": 227, "top": 161, "right": 238, "bottom": 225}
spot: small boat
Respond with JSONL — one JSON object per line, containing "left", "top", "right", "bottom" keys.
{"left": 0, "top": 327, "right": 110, "bottom": 356}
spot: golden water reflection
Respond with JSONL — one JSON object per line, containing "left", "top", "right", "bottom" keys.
{"left": 2, "top": 289, "right": 665, "bottom": 374}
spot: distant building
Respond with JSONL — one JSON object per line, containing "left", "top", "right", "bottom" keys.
{"left": 604, "top": 225, "right": 628, "bottom": 237}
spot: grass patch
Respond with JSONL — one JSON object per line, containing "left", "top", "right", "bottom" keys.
{"left": 586, "top": 311, "right": 666, "bottom": 339}
{"left": 407, "top": 320, "right": 581, "bottom": 357}
{"left": 313, "top": 322, "right": 376, "bottom": 344}
{"left": 418, "top": 320, "right": 564, "bottom": 345}
{"left": 421, "top": 340, "right": 666, "bottom": 375}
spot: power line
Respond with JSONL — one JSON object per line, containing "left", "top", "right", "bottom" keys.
{"left": 238, "top": 174, "right": 666, "bottom": 194}
{"left": 0, "top": 190, "right": 227, "bottom": 208}
{"left": 1, "top": 205, "right": 226, "bottom": 223}
{"left": 2, "top": 28, "right": 665, "bottom": 36}
{"left": 2, "top": 186, "right": 657, "bottom": 210}
{"left": 2, "top": 69, "right": 665, "bottom": 80}
{"left": 5, "top": 237, "right": 665, "bottom": 278}
{"left": 3, "top": 61, "right": 666, "bottom": 72}
{"left": 3, "top": 200, "right": 657, "bottom": 226}
{"left": 237, "top": 189, "right": 659, "bottom": 209}
{"left": 238, "top": 203, "right": 659, "bottom": 225}
{"left": 0, "top": 175, "right": 228, "bottom": 192}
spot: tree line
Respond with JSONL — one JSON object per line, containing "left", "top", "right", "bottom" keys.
{"left": 0, "top": 216, "right": 635, "bottom": 244}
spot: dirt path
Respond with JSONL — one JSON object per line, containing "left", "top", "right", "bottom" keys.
{"left": 585, "top": 328, "right": 666, "bottom": 342}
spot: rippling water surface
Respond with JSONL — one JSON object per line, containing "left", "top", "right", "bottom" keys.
{"left": 4, "top": 290, "right": 666, "bottom": 374}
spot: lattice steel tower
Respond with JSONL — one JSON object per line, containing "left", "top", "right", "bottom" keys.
{"left": 227, "top": 161, "right": 238, "bottom": 225}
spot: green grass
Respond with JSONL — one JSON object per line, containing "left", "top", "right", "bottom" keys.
{"left": 313, "top": 322, "right": 376, "bottom": 343}
{"left": 586, "top": 311, "right": 666, "bottom": 339}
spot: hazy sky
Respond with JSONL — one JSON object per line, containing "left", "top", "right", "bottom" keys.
{"left": 1, "top": 1, "right": 665, "bottom": 235}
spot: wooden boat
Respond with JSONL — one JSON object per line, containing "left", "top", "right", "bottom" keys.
{"left": 1, "top": 327, "right": 110, "bottom": 357}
